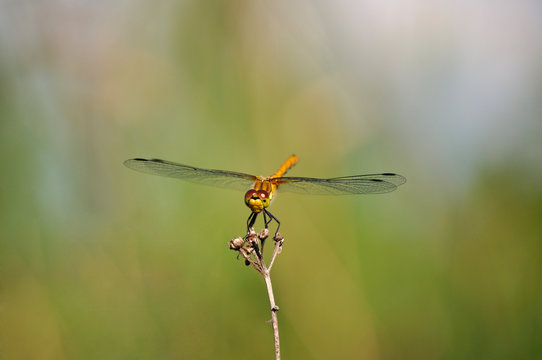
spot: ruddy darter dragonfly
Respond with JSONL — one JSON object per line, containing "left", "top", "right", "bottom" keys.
{"left": 124, "top": 155, "right": 406, "bottom": 234}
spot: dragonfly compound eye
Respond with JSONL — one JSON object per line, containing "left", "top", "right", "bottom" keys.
{"left": 245, "top": 189, "right": 263, "bottom": 212}
{"left": 244, "top": 189, "right": 270, "bottom": 212}
{"left": 244, "top": 190, "right": 257, "bottom": 204}
{"left": 257, "top": 190, "right": 271, "bottom": 207}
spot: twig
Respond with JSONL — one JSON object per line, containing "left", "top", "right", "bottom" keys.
{"left": 263, "top": 267, "right": 280, "bottom": 359}
{"left": 268, "top": 233, "right": 284, "bottom": 272}
{"left": 229, "top": 228, "right": 285, "bottom": 360}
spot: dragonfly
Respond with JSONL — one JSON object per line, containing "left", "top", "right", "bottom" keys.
{"left": 123, "top": 155, "right": 406, "bottom": 234}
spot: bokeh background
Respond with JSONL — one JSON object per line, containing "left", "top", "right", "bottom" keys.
{"left": 1, "top": 1, "right": 541, "bottom": 359}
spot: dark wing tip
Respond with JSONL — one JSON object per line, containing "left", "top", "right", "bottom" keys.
{"left": 378, "top": 173, "right": 407, "bottom": 186}
{"left": 123, "top": 157, "right": 150, "bottom": 169}
{"left": 124, "top": 158, "right": 166, "bottom": 164}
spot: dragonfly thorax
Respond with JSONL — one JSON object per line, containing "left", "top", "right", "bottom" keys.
{"left": 244, "top": 189, "right": 271, "bottom": 213}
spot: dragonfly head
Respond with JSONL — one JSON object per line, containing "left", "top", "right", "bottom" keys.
{"left": 244, "top": 189, "right": 270, "bottom": 213}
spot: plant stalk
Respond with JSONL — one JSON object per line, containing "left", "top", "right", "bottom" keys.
{"left": 263, "top": 268, "right": 280, "bottom": 360}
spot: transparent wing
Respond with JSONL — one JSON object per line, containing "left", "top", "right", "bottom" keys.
{"left": 276, "top": 173, "right": 406, "bottom": 195}
{"left": 124, "top": 158, "right": 257, "bottom": 191}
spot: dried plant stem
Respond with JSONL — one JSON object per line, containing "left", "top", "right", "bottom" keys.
{"left": 263, "top": 268, "right": 280, "bottom": 359}
{"left": 229, "top": 229, "right": 284, "bottom": 360}
{"left": 268, "top": 237, "right": 283, "bottom": 272}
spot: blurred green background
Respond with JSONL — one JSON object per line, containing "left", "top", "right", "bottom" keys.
{"left": 1, "top": 1, "right": 541, "bottom": 359}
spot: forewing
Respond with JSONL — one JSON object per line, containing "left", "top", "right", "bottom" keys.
{"left": 277, "top": 173, "right": 406, "bottom": 195}
{"left": 124, "top": 158, "right": 257, "bottom": 191}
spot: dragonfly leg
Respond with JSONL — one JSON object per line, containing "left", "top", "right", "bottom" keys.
{"left": 264, "top": 209, "right": 280, "bottom": 236}
{"left": 263, "top": 211, "right": 269, "bottom": 229}
{"left": 246, "top": 212, "right": 258, "bottom": 233}
{"left": 246, "top": 212, "right": 263, "bottom": 259}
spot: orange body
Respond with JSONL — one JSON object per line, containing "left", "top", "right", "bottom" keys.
{"left": 271, "top": 154, "right": 299, "bottom": 179}
{"left": 245, "top": 155, "right": 299, "bottom": 213}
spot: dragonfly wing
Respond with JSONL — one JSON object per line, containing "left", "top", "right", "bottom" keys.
{"left": 124, "top": 158, "right": 257, "bottom": 191}
{"left": 277, "top": 173, "right": 406, "bottom": 195}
